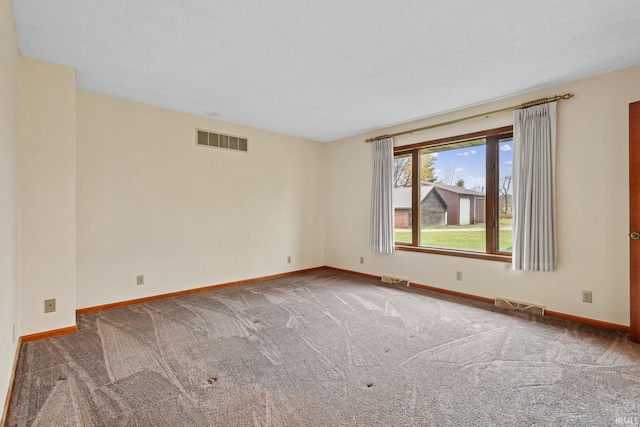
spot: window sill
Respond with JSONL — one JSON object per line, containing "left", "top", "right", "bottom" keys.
{"left": 395, "top": 244, "right": 512, "bottom": 263}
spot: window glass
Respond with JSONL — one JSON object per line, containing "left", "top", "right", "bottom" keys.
{"left": 392, "top": 127, "right": 512, "bottom": 260}
{"left": 498, "top": 137, "right": 514, "bottom": 253}
{"left": 393, "top": 153, "right": 412, "bottom": 244}
{"left": 418, "top": 140, "right": 486, "bottom": 252}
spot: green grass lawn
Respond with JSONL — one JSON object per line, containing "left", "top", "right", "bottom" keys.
{"left": 395, "top": 227, "right": 513, "bottom": 252}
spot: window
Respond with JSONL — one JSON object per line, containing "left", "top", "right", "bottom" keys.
{"left": 393, "top": 126, "right": 513, "bottom": 262}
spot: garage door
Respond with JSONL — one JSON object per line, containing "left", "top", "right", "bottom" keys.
{"left": 459, "top": 197, "right": 470, "bottom": 225}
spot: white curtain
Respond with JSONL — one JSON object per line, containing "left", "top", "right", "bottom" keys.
{"left": 370, "top": 137, "right": 394, "bottom": 253}
{"left": 512, "top": 101, "right": 557, "bottom": 271}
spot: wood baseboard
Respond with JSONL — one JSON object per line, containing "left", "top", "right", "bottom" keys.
{"left": 323, "top": 266, "right": 381, "bottom": 281}
{"left": 24, "top": 266, "right": 629, "bottom": 346}
{"left": 20, "top": 267, "right": 325, "bottom": 343}
{"left": 77, "top": 266, "right": 326, "bottom": 315}
{"left": 544, "top": 310, "right": 630, "bottom": 333}
{"left": 0, "top": 338, "right": 22, "bottom": 427}
{"left": 21, "top": 326, "right": 78, "bottom": 343}
{"left": 328, "top": 266, "right": 630, "bottom": 333}
{"left": 409, "top": 282, "right": 495, "bottom": 305}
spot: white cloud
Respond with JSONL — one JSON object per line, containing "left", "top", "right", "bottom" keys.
{"left": 465, "top": 176, "right": 486, "bottom": 189}
{"left": 504, "top": 161, "right": 512, "bottom": 165}
{"left": 500, "top": 145, "right": 512, "bottom": 152}
{"left": 454, "top": 167, "right": 464, "bottom": 173}
{"left": 455, "top": 150, "right": 476, "bottom": 156}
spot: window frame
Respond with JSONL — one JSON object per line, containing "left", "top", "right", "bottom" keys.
{"left": 393, "top": 125, "right": 513, "bottom": 263}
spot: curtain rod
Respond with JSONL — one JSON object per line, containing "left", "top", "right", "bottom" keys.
{"left": 364, "top": 93, "right": 574, "bottom": 143}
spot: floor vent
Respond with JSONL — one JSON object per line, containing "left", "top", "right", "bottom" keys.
{"left": 381, "top": 275, "right": 409, "bottom": 287}
{"left": 197, "top": 129, "right": 248, "bottom": 152}
{"left": 495, "top": 297, "right": 545, "bottom": 316}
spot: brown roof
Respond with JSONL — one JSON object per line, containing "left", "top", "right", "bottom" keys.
{"left": 430, "top": 182, "right": 485, "bottom": 197}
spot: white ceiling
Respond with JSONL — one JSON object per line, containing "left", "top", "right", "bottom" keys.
{"left": 10, "top": 1, "right": 640, "bottom": 142}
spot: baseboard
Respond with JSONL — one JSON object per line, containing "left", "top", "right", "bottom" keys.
{"left": 77, "top": 266, "right": 326, "bottom": 315}
{"left": 409, "top": 282, "right": 495, "bottom": 305}
{"left": 323, "top": 266, "right": 381, "bottom": 281}
{"left": 1, "top": 337, "right": 22, "bottom": 427}
{"left": 27, "top": 265, "right": 628, "bottom": 344}
{"left": 21, "top": 326, "right": 78, "bottom": 343}
{"left": 328, "top": 266, "right": 631, "bottom": 333}
{"left": 544, "top": 310, "right": 630, "bottom": 333}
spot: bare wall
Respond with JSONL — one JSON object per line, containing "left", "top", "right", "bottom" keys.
{"left": 19, "top": 57, "right": 77, "bottom": 335}
{"left": 0, "top": 0, "right": 20, "bottom": 415}
{"left": 76, "top": 91, "right": 325, "bottom": 309}
{"left": 324, "top": 66, "right": 640, "bottom": 326}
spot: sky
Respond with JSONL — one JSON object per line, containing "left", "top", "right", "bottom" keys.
{"left": 429, "top": 138, "right": 513, "bottom": 192}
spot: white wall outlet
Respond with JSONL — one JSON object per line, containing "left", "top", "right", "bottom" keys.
{"left": 287, "top": 256, "right": 291, "bottom": 264}
{"left": 137, "top": 275, "right": 144, "bottom": 285}
{"left": 582, "top": 290, "right": 593, "bottom": 303}
{"left": 360, "top": 256, "right": 364, "bottom": 264}
{"left": 456, "top": 271, "right": 463, "bottom": 281}
{"left": 44, "top": 298, "right": 56, "bottom": 313}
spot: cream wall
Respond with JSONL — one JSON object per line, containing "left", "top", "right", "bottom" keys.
{"left": 19, "top": 57, "right": 77, "bottom": 335}
{"left": 0, "top": 0, "right": 20, "bottom": 416}
{"left": 76, "top": 91, "right": 325, "bottom": 309}
{"left": 325, "top": 66, "right": 640, "bottom": 327}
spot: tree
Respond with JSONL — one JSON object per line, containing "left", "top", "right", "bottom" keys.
{"left": 421, "top": 154, "right": 436, "bottom": 183}
{"left": 393, "top": 154, "right": 436, "bottom": 187}
{"left": 393, "top": 156, "right": 411, "bottom": 187}
{"left": 455, "top": 179, "right": 465, "bottom": 187}
{"left": 439, "top": 163, "right": 459, "bottom": 185}
{"left": 499, "top": 175, "right": 513, "bottom": 215}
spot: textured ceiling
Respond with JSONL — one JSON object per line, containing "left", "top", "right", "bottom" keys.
{"left": 11, "top": 0, "right": 640, "bottom": 142}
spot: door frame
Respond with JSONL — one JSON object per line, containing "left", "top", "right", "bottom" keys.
{"left": 630, "top": 100, "right": 640, "bottom": 342}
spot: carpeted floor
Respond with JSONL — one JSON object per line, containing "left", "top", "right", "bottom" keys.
{"left": 6, "top": 269, "right": 640, "bottom": 426}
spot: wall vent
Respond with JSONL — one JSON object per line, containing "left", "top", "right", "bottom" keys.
{"left": 381, "top": 275, "right": 410, "bottom": 287}
{"left": 495, "top": 297, "right": 545, "bottom": 316}
{"left": 197, "top": 129, "right": 248, "bottom": 152}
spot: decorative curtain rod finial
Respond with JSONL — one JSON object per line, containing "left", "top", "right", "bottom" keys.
{"left": 365, "top": 135, "right": 390, "bottom": 143}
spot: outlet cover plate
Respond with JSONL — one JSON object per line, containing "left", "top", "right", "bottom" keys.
{"left": 44, "top": 298, "right": 56, "bottom": 313}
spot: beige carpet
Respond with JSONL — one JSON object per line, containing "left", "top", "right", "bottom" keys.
{"left": 7, "top": 269, "right": 640, "bottom": 426}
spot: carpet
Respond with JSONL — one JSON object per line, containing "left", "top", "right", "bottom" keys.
{"left": 6, "top": 269, "right": 640, "bottom": 426}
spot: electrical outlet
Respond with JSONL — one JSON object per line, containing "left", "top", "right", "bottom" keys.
{"left": 137, "top": 275, "right": 144, "bottom": 286}
{"left": 287, "top": 256, "right": 291, "bottom": 264}
{"left": 456, "top": 271, "right": 463, "bottom": 281}
{"left": 582, "top": 290, "right": 593, "bottom": 304}
{"left": 44, "top": 298, "right": 56, "bottom": 313}
{"left": 360, "top": 256, "right": 364, "bottom": 264}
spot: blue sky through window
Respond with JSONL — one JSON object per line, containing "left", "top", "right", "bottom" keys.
{"left": 427, "top": 138, "right": 513, "bottom": 191}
